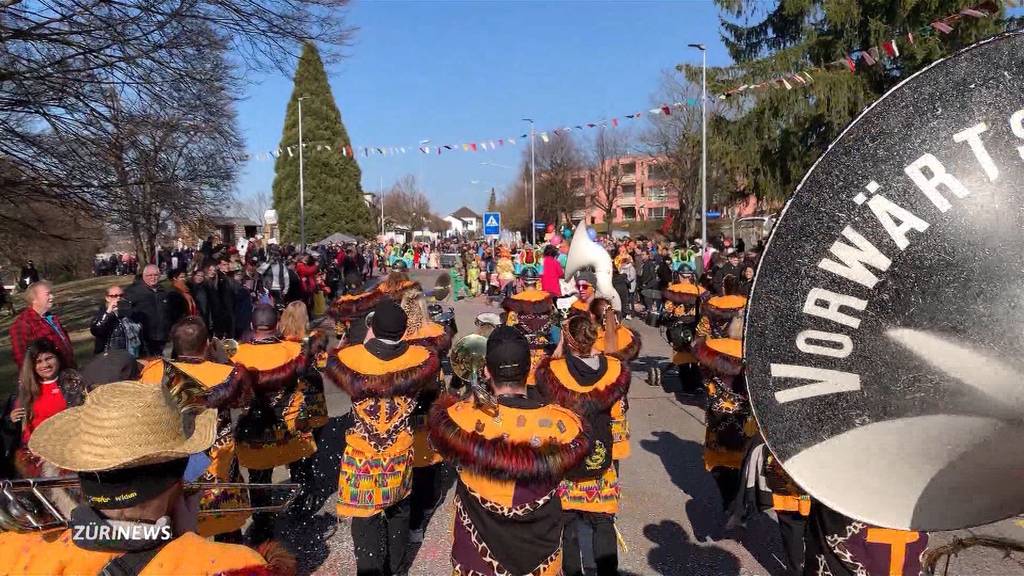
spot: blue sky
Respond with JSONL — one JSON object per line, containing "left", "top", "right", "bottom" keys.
{"left": 234, "top": 1, "right": 729, "bottom": 216}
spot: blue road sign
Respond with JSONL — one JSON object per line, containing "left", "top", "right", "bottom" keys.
{"left": 483, "top": 212, "right": 501, "bottom": 235}
{"left": 705, "top": 211, "right": 722, "bottom": 219}
{"left": 534, "top": 221, "right": 546, "bottom": 230}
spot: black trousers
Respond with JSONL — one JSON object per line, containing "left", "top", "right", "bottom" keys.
{"left": 711, "top": 467, "right": 742, "bottom": 512}
{"left": 351, "top": 498, "right": 411, "bottom": 576}
{"left": 562, "top": 511, "right": 618, "bottom": 576}
{"left": 247, "top": 467, "right": 277, "bottom": 541}
{"left": 409, "top": 463, "right": 446, "bottom": 532}
{"left": 776, "top": 511, "right": 807, "bottom": 576}
{"left": 677, "top": 361, "right": 702, "bottom": 394}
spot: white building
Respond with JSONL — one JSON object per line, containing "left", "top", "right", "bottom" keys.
{"left": 443, "top": 206, "right": 481, "bottom": 238}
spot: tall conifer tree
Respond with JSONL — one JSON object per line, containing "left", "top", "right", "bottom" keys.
{"left": 272, "top": 43, "right": 373, "bottom": 243}
{"left": 688, "top": 0, "right": 1006, "bottom": 204}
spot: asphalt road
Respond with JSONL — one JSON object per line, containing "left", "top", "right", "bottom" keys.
{"left": 265, "top": 269, "right": 1024, "bottom": 576}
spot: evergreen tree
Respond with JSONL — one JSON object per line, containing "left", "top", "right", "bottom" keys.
{"left": 486, "top": 189, "right": 498, "bottom": 212}
{"left": 688, "top": 0, "right": 1006, "bottom": 204}
{"left": 272, "top": 43, "right": 374, "bottom": 244}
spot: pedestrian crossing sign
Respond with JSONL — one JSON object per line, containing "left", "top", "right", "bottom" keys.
{"left": 483, "top": 212, "right": 501, "bottom": 235}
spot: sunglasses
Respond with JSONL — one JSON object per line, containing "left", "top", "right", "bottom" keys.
{"left": 106, "top": 292, "right": 124, "bottom": 298}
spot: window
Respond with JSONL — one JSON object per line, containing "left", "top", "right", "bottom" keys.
{"left": 621, "top": 207, "right": 637, "bottom": 221}
{"left": 648, "top": 164, "right": 669, "bottom": 181}
{"left": 621, "top": 185, "right": 636, "bottom": 198}
{"left": 620, "top": 162, "right": 636, "bottom": 175}
{"left": 571, "top": 177, "right": 586, "bottom": 189}
{"left": 647, "top": 186, "right": 668, "bottom": 201}
{"left": 648, "top": 207, "right": 666, "bottom": 219}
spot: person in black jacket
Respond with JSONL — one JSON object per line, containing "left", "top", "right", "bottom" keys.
{"left": 89, "top": 284, "right": 134, "bottom": 355}
{"left": 124, "top": 264, "right": 170, "bottom": 358}
{"left": 188, "top": 268, "right": 211, "bottom": 326}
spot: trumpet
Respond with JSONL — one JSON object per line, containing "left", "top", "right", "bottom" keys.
{"left": 0, "top": 477, "right": 300, "bottom": 533}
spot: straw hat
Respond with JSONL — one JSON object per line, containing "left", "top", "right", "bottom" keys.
{"left": 28, "top": 380, "right": 217, "bottom": 472}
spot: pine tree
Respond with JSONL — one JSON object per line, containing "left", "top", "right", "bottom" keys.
{"left": 688, "top": 0, "right": 1006, "bottom": 204}
{"left": 486, "top": 189, "right": 498, "bottom": 212}
{"left": 272, "top": 43, "right": 374, "bottom": 244}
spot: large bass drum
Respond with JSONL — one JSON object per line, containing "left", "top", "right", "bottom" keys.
{"left": 744, "top": 30, "right": 1024, "bottom": 531}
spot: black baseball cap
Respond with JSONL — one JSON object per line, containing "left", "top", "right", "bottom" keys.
{"left": 486, "top": 326, "right": 531, "bottom": 383}
{"left": 371, "top": 299, "right": 408, "bottom": 341}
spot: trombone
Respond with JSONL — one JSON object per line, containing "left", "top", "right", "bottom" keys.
{"left": 0, "top": 477, "right": 300, "bottom": 533}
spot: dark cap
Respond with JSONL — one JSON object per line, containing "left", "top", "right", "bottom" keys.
{"left": 486, "top": 326, "right": 531, "bottom": 383}
{"left": 80, "top": 350, "right": 141, "bottom": 388}
{"left": 252, "top": 304, "right": 277, "bottom": 330}
{"left": 371, "top": 299, "right": 408, "bottom": 341}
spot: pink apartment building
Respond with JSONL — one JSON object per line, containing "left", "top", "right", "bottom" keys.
{"left": 569, "top": 155, "right": 678, "bottom": 226}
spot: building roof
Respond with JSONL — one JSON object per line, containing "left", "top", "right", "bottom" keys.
{"left": 450, "top": 206, "right": 480, "bottom": 220}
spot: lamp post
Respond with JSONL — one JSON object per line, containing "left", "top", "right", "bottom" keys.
{"left": 687, "top": 43, "right": 708, "bottom": 266}
{"left": 522, "top": 119, "right": 536, "bottom": 244}
{"left": 297, "top": 96, "right": 308, "bottom": 251}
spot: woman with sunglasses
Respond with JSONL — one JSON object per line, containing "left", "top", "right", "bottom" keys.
{"left": 89, "top": 284, "right": 140, "bottom": 357}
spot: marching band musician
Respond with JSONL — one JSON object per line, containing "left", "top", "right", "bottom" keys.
{"left": 279, "top": 301, "right": 331, "bottom": 516}
{"left": 568, "top": 271, "right": 598, "bottom": 316}
{"left": 325, "top": 299, "right": 440, "bottom": 576}
{"left": 429, "top": 326, "right": 589, "bottom": 576}
{"left": 229, "top": 304, "right": 317, "bottom": 545}
{"left": 694, "top": 323, "right": 753, "bottom": 513}
{"left": 661, "top": 268, "right": 706, "bottom": 394}
{"left": 139, "top": 317, "right": 254, "bottom": 541}
{"left": 501, "top": 269, "right": 556, "bottom": 388}
{"left": 586, "top": 299, "right": 634, "bottom": 464}
{"left": 398, "top": 288, "right": 453, "bottom": 543}
{"left": 0, "top": 381, "right": 288, "bottom": 575}
{"left": 536, "top": 314, "right": 631, "bottom": 576}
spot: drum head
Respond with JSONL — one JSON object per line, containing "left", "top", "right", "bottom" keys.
{"left": 745, "top": 31, "right": 1024, "bottom": 531}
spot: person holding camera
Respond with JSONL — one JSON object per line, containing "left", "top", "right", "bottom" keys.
{"left": 90, "top": 285, "right": 142, "bottom": 357}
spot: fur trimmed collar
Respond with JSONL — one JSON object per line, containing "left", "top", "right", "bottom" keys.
{"left": 428, "top": 394, "right": 590, "bottom": 482}
{"left": 325, "top": 344, "right": 439, "bottom": 401}
{"left": 694, "top": 338, "right": 744, "bottom": 376}
{"left": 534, "top": 356, "right": 630, "bottom": 415}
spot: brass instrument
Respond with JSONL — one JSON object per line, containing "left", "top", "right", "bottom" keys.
{"left": 0, "top": 477, "right": 300, "bottom": 533}
{"left": 564, "top": 221, "right": 621, "bottom": 311}
{"left": 449, "top": 334, "right": 497, "bottom": 415}
{"left": 210, "top": 337, "right": 239, "bottom": 361}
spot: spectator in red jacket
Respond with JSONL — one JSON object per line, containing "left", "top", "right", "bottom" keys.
{"left": 9, "top": 281, "right": 75, "bottom": 370}
{"left": 295, "top": 254, "right": 319, "bottom": 311}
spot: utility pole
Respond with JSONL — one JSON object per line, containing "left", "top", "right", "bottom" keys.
{"left": 688, "top": 43, "right": 708, "bottom": 269}
{"left": 523, "top": 118, "right": 536, "bottom": 245}
{"left": 297, "top": 96, "right": 307, "bottom": 251}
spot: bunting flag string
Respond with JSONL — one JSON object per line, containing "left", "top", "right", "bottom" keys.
{"left": 239, "top": 96, "right": 702, "bottom": 163}
{"left": 718, "top": 0, "right": 1008, "bottom": 99}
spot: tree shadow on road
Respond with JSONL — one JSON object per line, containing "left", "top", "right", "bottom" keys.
{"left": 644, "top": 519, "right": 741, "bottom": 575}
{"left": 640, "top": 430, "right": 786, "bottom": 575}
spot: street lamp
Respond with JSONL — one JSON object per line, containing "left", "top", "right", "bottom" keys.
{"left": 522, "top": 118, "right": 536, "bottom": 244}
{"left": 297, "top": 96, "right": 308, "bottom": 250}
{"left": 687, "top": 43, "right": 708, "bottom": 268}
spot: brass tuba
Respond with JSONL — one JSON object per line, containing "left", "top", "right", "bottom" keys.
{"left": 450, "top": 334, "right": 497, "bottom": 415}
{"left": 564, "top": 221, "right": 621, "bottom": 311}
